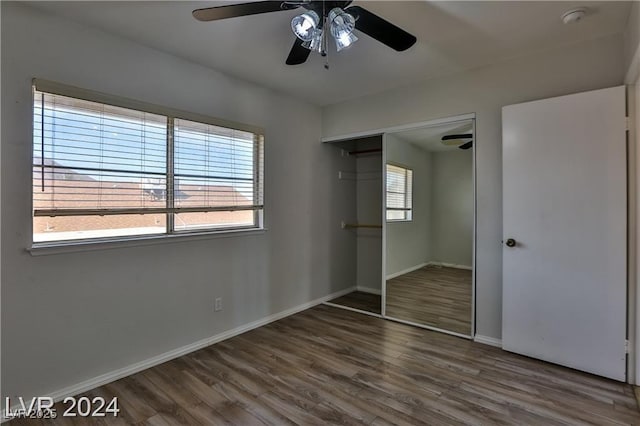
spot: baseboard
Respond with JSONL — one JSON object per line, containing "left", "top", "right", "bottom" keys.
{"left": 386, "top": 262, "right": 428, "bottom": 280}
{"left": 2, "top": 286, "right": 356, "bottom": 422}
{"left": 356, "top": 286, "right": 382, "bottom": 295}
{"left": 474, "top": 335, "right": 503, "bottom": 348}
{"left": 427, "top": 261, "right": 473, "bottom": 271}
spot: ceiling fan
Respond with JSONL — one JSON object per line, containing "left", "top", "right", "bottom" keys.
{"left": 442, "top": 134, "right": 473, "bottom": 150}
{"left": 192, "top": 1, "right": 417, "bottom": 66}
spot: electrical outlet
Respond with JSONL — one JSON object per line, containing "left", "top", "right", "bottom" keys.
{"left": 214, "top": 297, "right": 223, "bottom": 312}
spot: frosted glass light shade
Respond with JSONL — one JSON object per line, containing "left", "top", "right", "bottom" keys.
{"left": 335, "top": 32, "right": 358, "bottom": 51}
{"left": 302, "top": 28, "right": 324, "bottom": 53}
{"left": 328, "top": 8, "right": 355, "bottom": 38}
{"left": 328, "top": 8, "right": 357, "bottom": 51}
{"left": 291, "top": 11, "right": 320, "bottom": 42}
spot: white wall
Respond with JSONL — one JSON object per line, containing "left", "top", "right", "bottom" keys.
{"left": 323, "top": 34, "right": 625, "bottom": 339}
{"left": 385, "top": 134, "right": 432, "bottom": 276}
{"left": 624, "top": 2, "right": 639, "bottom": 83}
{"left": 1, "top": 3, "right": 355, "bottom": 401}
{"left": 430, "top": 150, "right": 473, "bottom": 267}
{"left": 356, "top": 154, "right": 383, "bottom": 292}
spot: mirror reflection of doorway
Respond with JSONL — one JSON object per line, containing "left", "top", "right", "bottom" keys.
{"left": 384, "top": 118, "right": 475, "bottom": 336}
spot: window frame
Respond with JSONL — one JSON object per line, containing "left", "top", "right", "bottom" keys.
{"left": 385, "top": 162, "right": 413, "bottom": 223}
{"left": 31, "top": 79, "right": 266, "bottom": 249}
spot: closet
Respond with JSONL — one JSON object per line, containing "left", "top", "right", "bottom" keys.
{"left": 322, "top": 114, "right": 476, "bottom": 340}
{"left": 325, "top": 136, "right": 383, "bottom": 315}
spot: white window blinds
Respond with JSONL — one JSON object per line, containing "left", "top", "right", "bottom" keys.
{"left": 386, "top": 164, "right": 413, "bottom": 221}
{"left": 173, "top": 118, "right": 264, "bottom": 231}
{"left": 33, "top": 87, "right": 264, "bottom": 243}
{"left": 33, "top": 91, "right": 168, "bottom": 216}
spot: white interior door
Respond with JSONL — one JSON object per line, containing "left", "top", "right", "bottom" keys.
{"left": 502, "top": 86, "right": 627, "bottom": 381}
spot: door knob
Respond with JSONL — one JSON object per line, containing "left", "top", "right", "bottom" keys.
{"left": 505, "top": 238, "right": 517, "bottom": 248}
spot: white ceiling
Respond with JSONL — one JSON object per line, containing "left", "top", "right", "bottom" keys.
{"left": 29, "top": 1, "right": 632, "bottom": 106}
{"left": 393, "top": 120, "right": 473, "bottom": 152}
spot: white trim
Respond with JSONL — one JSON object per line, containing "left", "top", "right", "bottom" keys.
{"left": 474, "top": 335, "right": 503, "bottom": 348}
{"left": 319, "top": 286, "right": 357, "bottom": 300}
{"left": 323, "top": 302, "right": 382, "bottom": 318}
{"left": 386, "top": 262, "right": 429, "bottom": 280}
{"left": 28, "top": 228, "right": 267, "bottom": 256}
{"left": 1, "top": 286, "right": 355, "bottom": 422}
{"left": 356, "top": 286, "right": 382, "bottom": 295}
{"left": 627, "top": 83, "right": 638, "bottom": 385}
{"left": 321, "top": 113, "right": 476, "bottom": 144}
{"left": 427, "top": 261, "right": 473, "bottom": 271}
{"left": 471, "top": 117, "right": 477, "bottom": 339}
{"left": 382, "top": 134, "right": 388, "bottom": 316}
{"left": 384, "top": 316, "right": 472, "bottom": 339}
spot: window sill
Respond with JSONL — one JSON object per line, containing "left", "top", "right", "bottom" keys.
{"left": 28, "top": 228, "right": 267, "bottom": 256}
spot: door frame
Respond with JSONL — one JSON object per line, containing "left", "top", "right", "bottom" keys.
{"left": 322, "top": 112, "right": 477, "bottom": 339}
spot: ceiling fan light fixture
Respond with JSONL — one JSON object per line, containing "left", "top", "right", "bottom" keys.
{"left": 328, "top": 8, "right": 357, "bottom": 52}
{"left": 328, "top": 8, "right": 356, "bottom": 38}
{"left": 302, "top": 28, "right": 324, "bottom": 53}
{"left": 291, "top": 10, "right": 320, "bottom": 41}
{"left": 335, "top": 32, "right": 358, "bottom": 51}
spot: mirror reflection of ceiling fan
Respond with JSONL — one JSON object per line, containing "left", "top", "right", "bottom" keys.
{"left": 192, "top": 1, "right": 417, "bottom": 66}
{"left": 441, "top": 134, "right": 473, "bottom": 150}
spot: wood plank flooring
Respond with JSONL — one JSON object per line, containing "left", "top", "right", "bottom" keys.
{"left": 386, "top": 266, "right": 472, "bottom": 335}
{"left": 327, "top": 291, "right": 381, "bottom": 314}
{"left": 9, "top": 305, "right": 639, "bottom": 425}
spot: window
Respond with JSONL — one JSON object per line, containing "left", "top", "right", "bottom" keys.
{"left": 386, "top": 164, "right": 413, "bottom": 221}
{"left": 32, "top": 84, "right": 264, "bottom": 244}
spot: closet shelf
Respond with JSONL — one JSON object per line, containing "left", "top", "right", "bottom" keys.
{"left": 341, "top": 221, "right": 382, "bottom": 229}
{"left": 348, "top": 148, "right": 382, "bottom": 156}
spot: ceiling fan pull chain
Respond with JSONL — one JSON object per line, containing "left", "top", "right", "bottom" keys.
{"left": 322, "top": 11, "right": 329, "bottom": 69}
{"left": 321, "top": 5, "right": 327, "bottom": 58}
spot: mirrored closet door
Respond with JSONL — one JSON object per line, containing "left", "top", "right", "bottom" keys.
{"left": 383, "top": 119, "right": 475, "bottom": 336}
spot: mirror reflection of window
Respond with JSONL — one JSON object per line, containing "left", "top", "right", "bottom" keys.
{"left": 386, "top": 164, "right": 413, "bottom": 222}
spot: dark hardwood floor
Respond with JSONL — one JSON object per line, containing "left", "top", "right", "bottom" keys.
{"left": 327, "top": 291, "right": 381, "bottom": 314}
{"left": 386, "top": 265, "right": 472, "bottom": 335}
{"left": 9, "top": 305, "right": 639, "bottom": 425}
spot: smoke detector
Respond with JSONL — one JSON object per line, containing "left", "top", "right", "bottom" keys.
{"left": 561, "top": 7, "right": 588, "bottom": 24}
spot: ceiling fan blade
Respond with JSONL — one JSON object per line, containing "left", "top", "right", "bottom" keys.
{"left": 346, "top": 6, "right": 416, "bottom": 52}
{"left": 193, "top": 1, "right": 290, "bottom": 22}
{"left": 459, "top": 141, "right": 473, "bottom": 150}
{"left": 286, "top": 38, "right": 311, "bottom": 65}
{"left": 442, "top": 134, "right": 473, "bottom": 141}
